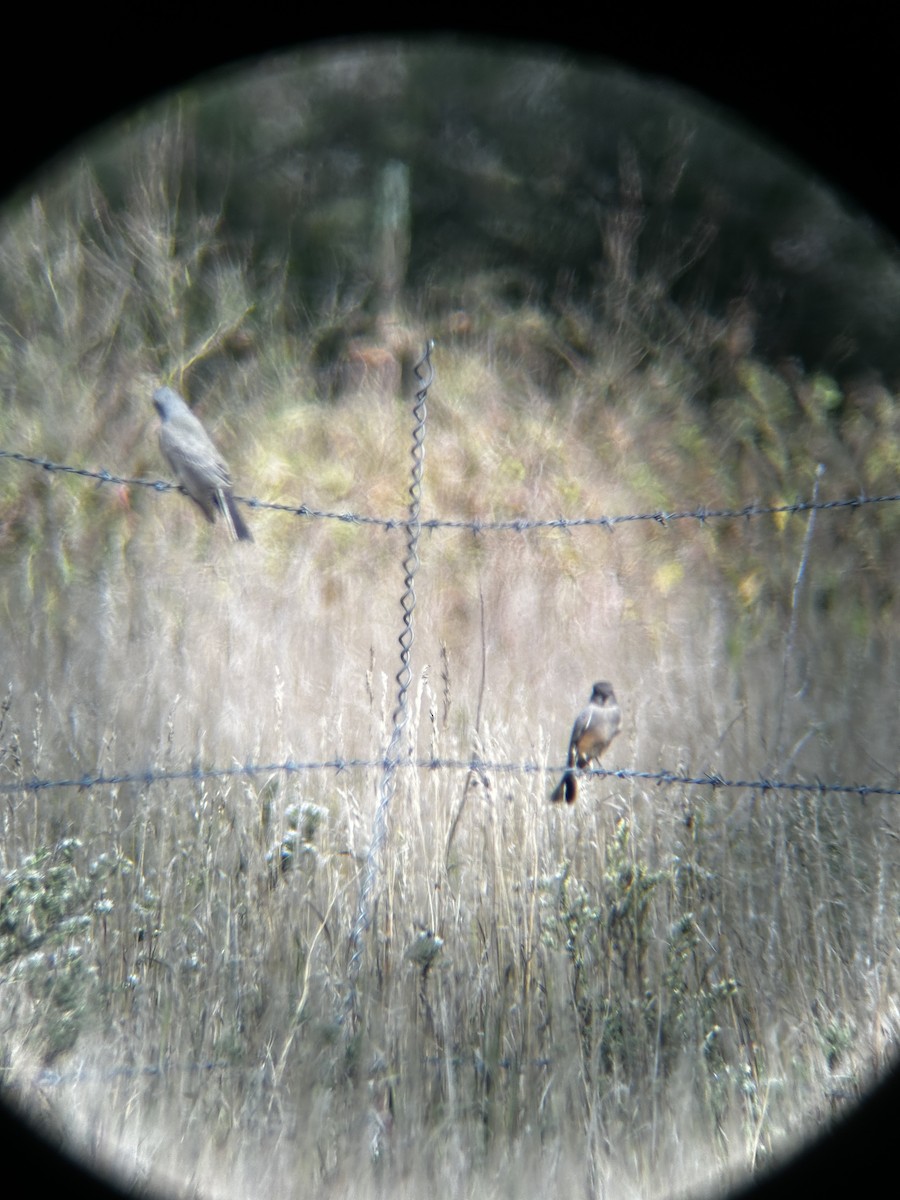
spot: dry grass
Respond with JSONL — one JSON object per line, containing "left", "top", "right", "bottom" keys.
{"left": 1, "top": 88, "right": 899, "bottom": 1200}
{"left": 1, "top": 397, "right": 897, "bottom": 1199}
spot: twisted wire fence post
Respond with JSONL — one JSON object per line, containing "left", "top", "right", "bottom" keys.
{"left": 347, "top": 339, "right": 435, "bottom": 1014}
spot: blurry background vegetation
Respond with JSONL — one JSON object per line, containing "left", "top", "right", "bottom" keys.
{"left": 0, "top": 38, "right": 898, "bottom": 1200}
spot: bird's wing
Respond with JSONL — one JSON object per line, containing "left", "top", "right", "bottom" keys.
{"left": 567, "top": 705, "right": 593, "bottom": 762}
{"left": 574, "top": 704, "right": 599, "bottom": 738}
{"left": 160, "top": 425, "right": 232, "bottom": 490}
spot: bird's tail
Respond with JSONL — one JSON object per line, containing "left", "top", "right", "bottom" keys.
{"left": 550, "top": 770, "right": 577, "bottom": 804}
{"left": 217, "top": 488, "right": 254, "bottom": 542}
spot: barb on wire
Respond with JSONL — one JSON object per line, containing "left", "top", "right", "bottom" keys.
{"left": 2, "top": 755, "right": 896, "bottom": 800}
{"left": 3, "top": 448, "right": 898, "bottom": 534}
{"left": 347, "top": 339, "right": 434, "bottom": 1005}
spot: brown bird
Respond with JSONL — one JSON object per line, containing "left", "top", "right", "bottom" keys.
{"left": 153, "top": 386, "right": 253, "bottom": 541}
{"left": 550, "top": 681, "right": 621, "bottom": 804}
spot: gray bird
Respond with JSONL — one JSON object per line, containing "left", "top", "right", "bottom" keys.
{"left": 153, "top": 386, "right": 253, "bottom": 542}
{"left": 550, "top": 681, "right": 621, "bottom": 804}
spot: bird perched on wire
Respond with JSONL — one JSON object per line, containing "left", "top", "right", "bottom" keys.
{"left": 152, "top": 385, "right": 253, "bottom": 541}
{"left": 550, "top": 681, "right": 621, "bottom": 804}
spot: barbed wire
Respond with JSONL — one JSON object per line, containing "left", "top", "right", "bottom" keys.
{"left": 2, "top": 423, "right": 897, "bottom": 881}
{"left": 2, "top": 757, "right": 896, "bottom": 799}
{"left": 2, "top": 447, "right": 898, "bottom": 534}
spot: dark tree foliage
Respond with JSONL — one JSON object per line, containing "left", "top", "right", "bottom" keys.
{"left": 53, "top": 42, "right": 900, "bottom": 386}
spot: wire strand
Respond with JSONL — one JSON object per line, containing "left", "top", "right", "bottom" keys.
{"left": 2, "top": 448, "right": 897, "bottom": 533}
{"left": 2, "top": 758, "right": 895, "bottom": 800}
